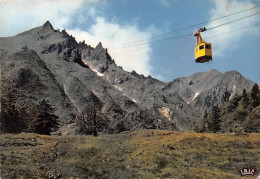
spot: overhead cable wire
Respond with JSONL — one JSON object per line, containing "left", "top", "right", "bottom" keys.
{"left": 113, "top": 11, "right": 260, "bottom": 50}
{"left": 111, "top": 5, "right": 260, "bottom": 48}
{"left": 205, "top": 22, "right": 260, "bottom": 39}
{"left": 207, "top": 11, "right": 260, "bottom": 30}
{"left": 115, "top": 33, "right": 192, "bottom": 49}
{"left": 111, "top": 22, "right": 260, "bottom": 58}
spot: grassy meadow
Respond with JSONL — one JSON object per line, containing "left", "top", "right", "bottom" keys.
{"left": 1, "top": 130, "right": 260, "bottom": 178}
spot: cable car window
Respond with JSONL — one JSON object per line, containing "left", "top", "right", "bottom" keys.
{"left": 199, "top": 45, "right": 204, "bottom": 50}
{"left": 206, "top": 45, "right": 211, "bottom": 49}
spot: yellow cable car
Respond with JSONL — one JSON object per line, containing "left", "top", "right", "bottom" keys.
{"left": 193, "top": 27, "right": 212, "bottom": 63}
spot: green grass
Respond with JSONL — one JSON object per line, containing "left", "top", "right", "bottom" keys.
{"left": 0, "top": 130, "right": 260, "bottom": 178}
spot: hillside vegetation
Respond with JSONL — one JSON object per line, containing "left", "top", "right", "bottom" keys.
{"left": 1, "top": 130, "right": 260, "bottom": 178}
{"left": 200, "top": 84, "right": 260, "bottom": 133}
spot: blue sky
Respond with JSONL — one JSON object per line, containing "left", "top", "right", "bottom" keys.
{"left": 0, "top": 0, "right": 260, "bottom": 83}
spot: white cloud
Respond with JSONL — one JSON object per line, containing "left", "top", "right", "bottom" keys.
{"left": 0, "top": 0, "right": 154, "bottom": 76}
{"left": 68, "top": 17, "right": 153, "bottom": 76}
{"left": 0, "top": 0, "right": 99, "bottom": 36}
{"left": 204, "top": 0, "right": 259, "bottom": 57}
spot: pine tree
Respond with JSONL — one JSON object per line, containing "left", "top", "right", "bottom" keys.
{"left": 241, "top": 89, "right": 249, "bottom": 109}
{"left": 250, "top": 84, "right": 260, "bottom": 108}
{"left": 243, "top": 106, "right": 260, "bottom": 133}
{"left": 207, "top": 106, "right": 221, "bottom": 133}
{"left": 18, "top": 106, "right": 30, "bottom": 131}
{"left": 28, "top": 100, "right": 59, "bottom": 135}
{"left": 227, "top": 95, "right": 242, "bottom": 112}
{"left": 0, "top": 91, "right": 22, "bottom": 133}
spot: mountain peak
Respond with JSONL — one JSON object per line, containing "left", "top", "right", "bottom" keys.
{"left": 224, "top": 70, "right": 240, "bottom": 75}
{"left": 43, "top": 21, "right": 54, "bottom": 29}
{"left": 40, "top": 21, "right": 54, "bottom": 33}
{"left": 209, "top": 69, "right": 220, "bottom": 73}
{"left": 96, "top": 42, "right": 104, "bottom": 49}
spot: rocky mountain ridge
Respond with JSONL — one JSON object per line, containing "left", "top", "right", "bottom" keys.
{"left": 0, "top": 21, "right": 255, "bottom": 134}
{"left": 163, "top": 70, "right": 255, "bottom": 114}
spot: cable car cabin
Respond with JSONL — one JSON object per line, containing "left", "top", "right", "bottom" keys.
{"left": 193, "top": 27, "right": 212, "bottom": 63}
{"left": 194, "top": 42, "right": 212, "bottom": 63}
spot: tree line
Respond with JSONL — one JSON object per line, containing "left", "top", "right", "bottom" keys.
{"left": 0, "top": 90, "right": 59, "bottom": 135}
{"left": 195, "top": 83, "right": 260, "bottom": 133}
{"left": 2, "top": 83, "right": 259, "bottom": 135}
{"left": 0, "top": 89, "right": 109, "bottom": 136}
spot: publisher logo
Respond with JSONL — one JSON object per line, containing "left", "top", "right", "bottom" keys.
{"left": 238, "top": 167, "right": 257, "bottom": 176}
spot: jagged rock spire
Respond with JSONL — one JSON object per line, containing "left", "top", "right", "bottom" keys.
{"left": 96, "top": 42, "right": 103, "bottom": 50}
{"left": 39, "top": 21, "right": 54, "bottom": 34}
{"left": 43, "top": 21, "right": 54, "bottom": 30}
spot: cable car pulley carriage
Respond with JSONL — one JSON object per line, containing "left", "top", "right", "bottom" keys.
{"left": 193, "top": 27, "right": 212, "bottom": 63}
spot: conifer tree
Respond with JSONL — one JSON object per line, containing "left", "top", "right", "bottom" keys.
{"left": 207, "top": 105, "right": 221, "bottom": 133}
{"left": 0, "top": 91, "right": 22, "bottom": 133}
{"left": 28, "top": 99, "right": 59, "bottom": 135}
{"left": 243, "top": 106, "right": 260, "bottom": 133}
{"left": 250, "top": 84, "right": 260, "bottom": 107}
{"left": 241, "top": 89, "right": 249, "bottom": 109}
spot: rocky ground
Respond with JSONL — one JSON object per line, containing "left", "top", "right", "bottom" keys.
{"left": 1, "top": 130, "right": 260, "bottom": 178}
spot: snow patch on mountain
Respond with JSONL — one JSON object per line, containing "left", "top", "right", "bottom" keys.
{"left": 82, "top": 59, "right": 104, "bottom": 77}
{"left": 192, "top": 92, "right": 200, "bottom": 101}
{"left": 91, "top": 68, "right": 104, "bottom": 77}
{"left": 114, "top": 85, "right": 122, "bottom": 91}
{"left": 131, "top": 99, "right": 137, "bottom": 103}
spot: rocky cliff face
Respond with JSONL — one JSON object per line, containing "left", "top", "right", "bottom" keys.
{"left": 163, "top": 70, "right": 255, "bottom": 114}
{"left": 0, "top": 21, "right": 255, "bottom": 133}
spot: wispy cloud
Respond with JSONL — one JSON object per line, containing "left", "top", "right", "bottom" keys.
{"left": 0, "top": 0, "right": 154, "bottom": 76}
{"left": 0, "top": 0, "right": 94, "bottom": 36}
{"left": 205, "top": 0, "right": 260, "bottom": 57}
